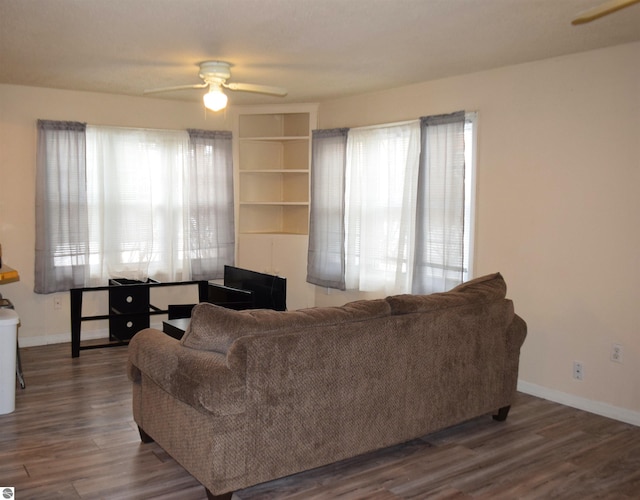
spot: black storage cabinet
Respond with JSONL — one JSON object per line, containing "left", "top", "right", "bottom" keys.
{"left": 108, "top": 279, "right": 157, "bottom": 342}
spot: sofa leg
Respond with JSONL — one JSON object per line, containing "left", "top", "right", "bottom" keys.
{"left": 205, "top": 489, "right": 233, "bottom": 500}
{"left": 492, "top": 405, "right": 511, "bottom": 422}
{"left": 138, "top": 426, "right": 154, "bottom": 443}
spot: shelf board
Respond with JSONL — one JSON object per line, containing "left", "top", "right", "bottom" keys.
{"left": 240, "top": 136, "right": 308, "bottom": 141}
{"left": 239, "top": 169, "right": 308, "bottom": 174}
{"left": 239, "top": 201, "right": 308, "bottom": 206}
{"left": 239, "top": 230, "right": 308, "bottom": 235}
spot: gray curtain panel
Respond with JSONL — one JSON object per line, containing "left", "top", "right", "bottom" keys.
{"left": 412, "top": 111, "right": 467, "bottom": 294}
{"left": 307, "top": 128, "right": 349, "bottom": 289}
{"left": 34, "top": 120, "right": 88, "bottom": 294}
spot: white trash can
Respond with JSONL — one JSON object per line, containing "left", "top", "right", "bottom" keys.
{"left": 0, "top": 308, "right": 19, "bottom": 414}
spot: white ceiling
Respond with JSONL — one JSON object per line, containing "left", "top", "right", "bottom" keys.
{"left": 1, "top": 0, "right": 639, "bottom": 107}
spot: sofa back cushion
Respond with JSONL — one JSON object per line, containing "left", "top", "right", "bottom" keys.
{"left": 180, "top": 298, "right": 391, "bottom": 355}
{"left": 181, "top": 272, "right": 505, "bottom": 355}
{"left": 385, "top": 272, "right": 506, "bottom": 315}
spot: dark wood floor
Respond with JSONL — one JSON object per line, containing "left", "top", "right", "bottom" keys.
{"left": 1, "top": 343, "right": 639, "bottom": 499}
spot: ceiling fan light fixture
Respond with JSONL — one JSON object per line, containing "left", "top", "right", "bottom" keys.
{"left": 144, "top": 60, "right": 287, "bottom": 106}
{"left": 203, "top": 85, "right": 228, "bottom": 111}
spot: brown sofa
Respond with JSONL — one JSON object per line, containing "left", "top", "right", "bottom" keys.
{"left": 127, "top": 272, "right": 526, "bottom": 499}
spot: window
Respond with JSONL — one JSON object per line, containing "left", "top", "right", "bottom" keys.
{"left": 85, "top": 126, "right": 190, "bottom": 283}
{"left": 344, "top": 120, "right": 421, "bottom": 294}
{"left": 308, "top": 111, "right": 475, "bottom": 295}
{"left": 35, "top": 121, "right": 234, "bottom": 293}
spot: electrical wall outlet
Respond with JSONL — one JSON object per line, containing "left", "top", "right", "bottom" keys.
{"left": 53, "top": 296, "right": 62, "bottom": 310}
{"left": 611, "top": 344, "right": 623, "bottom": 363}
{"left": 573, "top": 361, "right": 584, "bottom": 380}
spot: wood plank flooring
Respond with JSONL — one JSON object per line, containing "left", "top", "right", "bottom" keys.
{"left": 1, "top": 343, "right": 639, "bottom": 499}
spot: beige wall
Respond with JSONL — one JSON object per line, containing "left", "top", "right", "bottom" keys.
{"left": 315, "top": 42, "right": 640, "bottom": 422}
{"left": 0, "top": 84, "right": 231, "bottom": 344}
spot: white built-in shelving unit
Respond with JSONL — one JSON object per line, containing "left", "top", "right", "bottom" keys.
{"left": 233, "top": 104, "right": 318, "bottom": 310}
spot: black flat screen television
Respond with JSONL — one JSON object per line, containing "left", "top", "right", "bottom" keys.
{"left": 223, "top": 265, "right": 287, "bottom": 311}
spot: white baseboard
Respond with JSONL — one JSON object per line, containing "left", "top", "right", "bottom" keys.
{"left": 18, "top": 321, "right": 166, "bottom": 348}
{"left": 518, "top": 380, "right": 640, "bottom": 427}
{"left": 19, "top": 329, "right": 109, "bottom": 347}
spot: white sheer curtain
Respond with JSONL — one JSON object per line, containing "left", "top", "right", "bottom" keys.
{"left": 344, "top": 121, "right": 421, "bottom": 295}
{"left": 85, "top": 126, "right": 190, "bottom": 284}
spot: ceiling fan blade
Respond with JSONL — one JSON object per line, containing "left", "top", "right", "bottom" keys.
{"left": 224, "top": 82, "right": 288, "bottom": 97}
{"left": 143, "top": 83, "right": 208, "bottom": 94}
{"left": 571, "top": 0, "right": 640, "bottom": 24}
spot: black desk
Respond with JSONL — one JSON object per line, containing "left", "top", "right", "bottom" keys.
{"left": 162, "top": 318, "right": 189, "bottom": 339}
{"left": 70, "top": 280, "right": 208, "bottom": 357}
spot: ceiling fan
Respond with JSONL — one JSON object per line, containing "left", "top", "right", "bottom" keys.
{"left": 144, "top": 61, "right": 288, "bottom": 112}
{"left": 571, "top": 0, "right": 640, "bottom": 24}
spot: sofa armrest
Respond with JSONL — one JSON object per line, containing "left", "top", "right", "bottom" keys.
{"left": 128, "top": 328, "right": 246, "bottom": 416}
{"left": 507, "top": 314, "right": 527, "bottom": 353}
{"left": 503, "top": 313, "right": 527, "bottom": 397}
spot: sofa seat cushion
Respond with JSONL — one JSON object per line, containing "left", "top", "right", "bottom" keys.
{"left": 386, "top": 272, "right": 506, "bottom": 315}
{"left": 181, "top": 298, "right": 391, "bottom": 355}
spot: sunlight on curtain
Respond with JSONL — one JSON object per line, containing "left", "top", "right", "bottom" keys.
{"left": 85, "top": 126, "right": 190, "bottom": 284}
{"left": 344, "top": 121, "right": 421, "bottom": 295}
